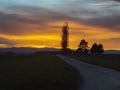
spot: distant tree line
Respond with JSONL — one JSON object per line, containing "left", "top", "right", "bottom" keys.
{"left": 76, "top": 39, "right": 104, "bottom": 55}
{"left": 62, "top": 39, "right": 104, "bottom": 55}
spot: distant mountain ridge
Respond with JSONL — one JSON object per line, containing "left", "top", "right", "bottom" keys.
{"left": 0, "top": 47, "right": 61, "bottom": 54}
{"left": 0, "top": 48, "right": 120, "bottom": 54}
{"left": 103, "top": 50, "right": 120, "bottom": 54}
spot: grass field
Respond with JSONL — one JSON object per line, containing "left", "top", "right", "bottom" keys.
{"left": 68, "top": 54, "right": 120, "bottom": 71}
{"left": 0, "top": 53, "right": 78, "bottom": 90}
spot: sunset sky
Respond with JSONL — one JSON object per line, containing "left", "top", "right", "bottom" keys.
{"left": 0, "top": 0, "right": 120, "bottom": 50}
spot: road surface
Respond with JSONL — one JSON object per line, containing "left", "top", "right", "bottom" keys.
{"left": 57, "top": 55, "right": 120, "bottom": 90}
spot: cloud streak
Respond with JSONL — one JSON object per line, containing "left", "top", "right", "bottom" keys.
{"left": 1, "top": 5, "right": 120, "bottom": 35}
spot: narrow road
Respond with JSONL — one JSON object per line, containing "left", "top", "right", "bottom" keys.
{"left": 57, "top": 55, "right": 120, "bottom": 90}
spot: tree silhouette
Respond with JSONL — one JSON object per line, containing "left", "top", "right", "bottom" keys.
{"left": 98, "top": 44, "right": 104, "bottom": 54}
{"left": 79, "top": 39, "right": 88, "bottom": 49}
{"left": 61, "top": 22, "right": 69, "bottom": 53}
{"left": 90, "top": 43, "right": 98, "bottom": 54}
{"left": 77, "top": 39, "right": 89, "bottom": 54}
{"left": 90, "top": 43, "right": 104, "bottom": 54}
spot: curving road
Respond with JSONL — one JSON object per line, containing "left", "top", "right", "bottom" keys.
{"left": 57, "top": 55, "right": 120, "bottom": 90}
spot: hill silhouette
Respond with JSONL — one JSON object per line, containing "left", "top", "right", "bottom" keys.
{"left": 0, "top": 47, "right": 60, "bottom": 54}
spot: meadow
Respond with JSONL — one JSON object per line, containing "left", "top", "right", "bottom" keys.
{"left": 68, "top": 54, "right": 120, "bottom": 71}
{"left": 0, "top": 53, "right": 78, "bottom": 90}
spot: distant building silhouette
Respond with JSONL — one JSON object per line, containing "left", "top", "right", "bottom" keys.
{"left": 61, "top": 22, "right": 69, "bottom": 52}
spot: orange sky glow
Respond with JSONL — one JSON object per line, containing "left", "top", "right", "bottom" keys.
{"left": 0, "top": 21, "right": 120, "bottom": 50}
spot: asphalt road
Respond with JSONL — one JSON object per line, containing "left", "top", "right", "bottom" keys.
{"left": 57, "top": 55, "right": 120, "bottom": 90}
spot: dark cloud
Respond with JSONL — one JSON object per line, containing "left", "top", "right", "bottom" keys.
{"left": 81, "top": 15, "right": 120, "bottom": 32}
{"left": 0, "top": 5, "right": 120, "bottom": 36}
{"left": 0, "top": 12, "right": 52, "bottom": 35}
{"left": 113, "top": 0, "right": 120, "bottom": 2}
{"left": 0, "top": 6, "right": 70, "bottom": 35}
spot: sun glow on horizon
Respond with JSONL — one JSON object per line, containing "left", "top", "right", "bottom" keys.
{"left": 0, "top": 21, "right": 120, "bottom": 50}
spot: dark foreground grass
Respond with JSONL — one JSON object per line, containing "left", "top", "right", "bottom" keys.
{"left": 0, "top": 53, "right": 78, "bottom": 90}
{"left": 68, "top": 54, "right": 120, "bottom": 71}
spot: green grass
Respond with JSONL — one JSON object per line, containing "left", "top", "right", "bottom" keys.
{"left": 67, "top": 54, "right": 120, "bottom": 71}
{"left": 0, "top": 53, "right": 78, "bottom": 90}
